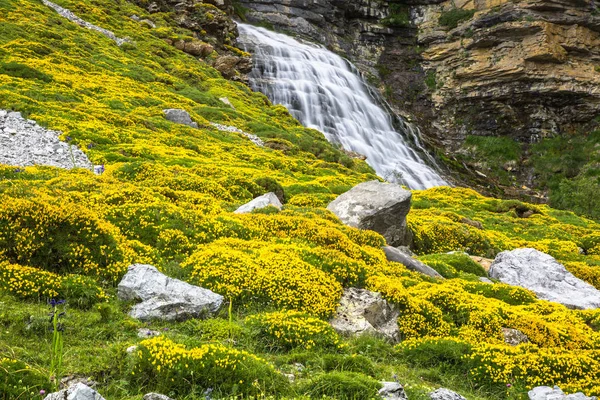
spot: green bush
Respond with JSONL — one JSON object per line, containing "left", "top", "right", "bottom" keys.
{"left": 0, "top": 61, "right": 52, "bottom": 82}
{"left": 300, "top": 371, "right": 381, "bottom": 400}
{"left": 439, "top": 8, "right": 477, "bottom": 29}
{"left": 420, "top": 253, "right": 487, "bottom": 277}
{"left": 321, "top": 354, "right": 376, "bottom": 376}
{"left": 399, "top": 338, "right": 472, "bottom": 370}
{"left": 382, "top": 4, "right": 410, "bottom": 27}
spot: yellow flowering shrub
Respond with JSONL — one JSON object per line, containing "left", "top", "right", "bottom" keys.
{"left": 247, "top": 310, "right": 343, "bottom": 351}
{"left": 133, "top": 336, "right": 287, "bottom": 397}
{"left": 0, "top": 261, "right": 106, "bottom": 306}
{"left": 563, "top": 261, "right": 600, "bottom": 289}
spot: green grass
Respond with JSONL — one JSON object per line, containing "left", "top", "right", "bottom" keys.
{"left": 439, "top": 8, "right": 477, "bottom": 29}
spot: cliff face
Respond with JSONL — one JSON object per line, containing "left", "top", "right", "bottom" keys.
{"left": 240, "top": 0, "right": 600, "bottom": 198}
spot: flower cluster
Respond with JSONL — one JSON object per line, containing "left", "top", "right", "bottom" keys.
{"left": 246, "top": 310, "right": 344, "bottom": 351}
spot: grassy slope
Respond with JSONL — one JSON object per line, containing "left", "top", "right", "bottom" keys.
{"left": 1, "top": 0, "right": 600, "bottom": 399}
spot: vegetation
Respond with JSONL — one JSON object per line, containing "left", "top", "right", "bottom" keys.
{"left": 382, "top": 4, "right": 411, "bottom": 27}
{"left": 439, "top": 8, "right": 477, "bottom": 29}
{"left": 1, "top": 0, "right": 600, "bottom": 399}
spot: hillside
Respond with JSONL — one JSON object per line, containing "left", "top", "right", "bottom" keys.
{"left": 1, "top": 0, "right": 600, "bottom": 400}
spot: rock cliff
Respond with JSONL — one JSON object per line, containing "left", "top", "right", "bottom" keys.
{"left": 239, "top": 0, "right": 600, "bottom": 199}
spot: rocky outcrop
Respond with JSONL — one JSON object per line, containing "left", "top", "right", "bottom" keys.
{"left": 489, "top": 248, "right": 600, "bottom": 309}
{"left": 383, "top": 246, "right": 443, "bottom": 278}
{"left": 327, "top": 181, "right": 412, "bottom": 247}
{"left": 329, "top": 288, "right": 400, "bottom": 343}
{"left": 0, "top": 110, "right": 93, "bottom": 170}
{"left": 379, "top": 382, "right": 408, "bottom": 400}
{"left": 429, "top": 388, "right": 467, "bottom": 400}
{"left": 117, "top": 264, "right": 224, "bottom": 321}
{"left": 210, "top": 122, "right": 265, "bottom": 146}
{"left": 163, "top": 109, "right": 198, "bottom": 128}
{"left": 235, "top": 192, "right": 282, "bottom": 213}
{"left": 528, "top": 386, "right": 597, "bottom": 400}
{"left": 44, "top": 383, "right": 106, "bottom": 400}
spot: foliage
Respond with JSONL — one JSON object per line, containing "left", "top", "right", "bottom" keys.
{"left": 382, "top": 4, "right": 411, "bottom": 27}
{"left": 0, "top": 358, "right": 51, "bottom": 400}
{"left": 299, "top": 371, "right": 381, "bottom": 400}
{"left": 439, "top": 8, "right": 477, "bottom": 29}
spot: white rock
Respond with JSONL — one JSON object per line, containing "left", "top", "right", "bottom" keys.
{"left": 210, "top": 122, "right": 264, "bottom": 146}
{"left": 429, "top": 388, "right": 467, "bottom": 400}
{"left": 327, "top": 181, "right": 412, "bottom": 247}
{"left": 383, "top": 246, "right": 443, "bottom": 278}
{"left": 143, "top": 394, "right": 175, "bottom": 400}
{"left": 379, "top": 382, "right": 408, "bottom": 400}
{"left": 489, "top": 248, "right": 600, "bottom": 309}
{"left": 44, "top": 383, "right": 105, "bottom": 400}
{"left": 528, "top": 385, "right": 597, "bottom": 400}
{"left": 137, "top": 328, "right": 161, "bottom": 338}
{"left": 117, "top": 264, "right": 223, "bottom": 321}
{"left": 0, "top": 109, "right": 93, "bottom": 170}
{"left": 234, "top": 192, "right": 282, "bottom": 213}
{"left": 163, "top": 109, "right": 198, "bottom": 128}
{"left": 330, "top": 288, "right": 400, "bottom": 343}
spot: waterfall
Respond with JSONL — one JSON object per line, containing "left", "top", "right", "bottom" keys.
{"left": 237, "top": 23, "right": 447, "bottom": 190}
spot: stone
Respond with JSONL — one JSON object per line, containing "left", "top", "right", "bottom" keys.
{"left": 489, "top": 248, "right": 600, "bottom": 309}
{"left": 213, "top": 55, "right": 242, "bottom": 79}
{"left": 126, "top": 345, "right": 138, "bottom": 354}
{"left": 219, "top": 97, "right": 235, "bottom": 109}
{"left": 383, "top": 246, "right": 443, "bottom": 278}
{"left": 479, "top": 277, "right": 493, "bottom": 284}
{"left": 379, "top": 382, "right": 408, "bottom": 400}
{"left": 143, "top": 394, "right": 175, "bottom": 400}
{"left": 327, "top": 181, "right": 412, "bottom": 247}
{"left": 44, "top": 383, "right": 105, "bottom": 400}
{"left": 163, "top": 109, "right": 198, "bottom": 128}
{"left": 42, "top": 0, "right": 128, "bottom": 46}
{"left": 59, "top": 376, "right": 97, "bottom": 390}
{"left": 234, "top": 192, "right": 282, "bottom": 214}
{"left": 470, "top": 256, "right": 494, "bottom": 272}
{"left": 117, "top": 264, "right": 224, "bottom": 321}
{"left": 528, "top": 385, "right": 597, "bottom": 400}
{"left": 329, "top": 288, "right": 400, "bottom": 343}
{"left": 210, "top": 122, "right": 264, "bottom": 146}
{"left": 429, "top": 388, "right": 467, "bottom": 400}
{"left": 502, "top": 327, "right": 529, "bottom": 346}
{"left": 0, "top": 109, "right": 93, "bottom": 170}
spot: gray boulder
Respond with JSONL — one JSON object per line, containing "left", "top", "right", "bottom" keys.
{"left": 327, "top": 181, "right": 412, "bottom": 247}
{"left": 234, "top": 192, "right": 282, "bottom": 213}
{"left": 528, "top": 386, "right": 597, "bottom": 400}
{"left": 44, "top": 383, "right": 105, "bottom": 400}
{"left": 379, "top": 382, "right": 408, "bottom": 400}
{"left": 117, "top": 264, "right": 223, "bottom": 321}
{"left": 163, "top": 109, "right": 198, "bottom": 128}
{"left": 489, "top": 248, "right": 600, "bottom": 309}
{"left": 502, "top": 327, "right": 529, "bottom": 346}
{"left": 383, "top": 246, "right": 443, "bottom": 278}
{"left": 329, "top": 288, "right": 400, "bottom": 343}
{"left": 143, "top": 394, "right": 175, "bottom": 400}
{"left": 429, "top": 388, "right": 467, "bottom": 400}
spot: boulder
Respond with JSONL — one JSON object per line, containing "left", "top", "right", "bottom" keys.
{"left": 117, "top": 264, "right": 223, "bottom": 321}
{"left": 214, "top": 55, "right": 242, "bottom": 79}
{"left": 44, "top": 383, "right": 105, "bottom": 400}
{"left": 379, "top": 382, "right": 408, "bottom": 400}
{"left": 234, "top": 192, "right": 282, "bottom": 213}
{"left": 143, "top": 394, "right": 175, "bottom": 400}
{"left": 383, "top": 246, "right": 443, "bottom": 278}
{"left": 327, "top": 181, "right": 412, "bottom": 247}
{"left": 489, "top": 248, "right": 600, "bottom": 309}
{"left": 429, "top": 388, "right": 467, "bottom": 400}
{"left": 528, "top": 386, "right": 597, "bottom": 400}
{"left": 502, "top": 327, "right": 529, "bottom": 346}
{"left": 329, "top": 288, "right": 400, "bottom": 343}
{"left": 163, "top": 108, "right": 198, "bottom": 128}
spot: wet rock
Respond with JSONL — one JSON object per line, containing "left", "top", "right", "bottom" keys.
{"left": 163, "top": 109, "right": 198, "bottom": 128}
{"left": 528, "top": 385, "right": 597, "bottom": 400}
{"left": 429, "top": 388, "right": 467, "bottom": 400}
{"left": 489, "top": 248, "right": 600, "bottom": 309}
{"left": 44, "top": 383, "right": 105, "bottom": 400}
{"left": 330, "top": 288, "right": 400, "bottom": 343}
{"left": 383, "top": 246, "right": 443, "bottom": 278}
{"left": 234, "top": 192, "right": 282, "bottom": 213}
{"left": 117, "top": 264, "right": 223, "bottom": 321}
{"left": 379, "top": 381, "right": 408, "bottom": 400}
{"left": 327, "top": 181, "right": 412, "bottom": 247}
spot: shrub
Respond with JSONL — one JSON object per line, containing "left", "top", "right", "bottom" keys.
{"left": 132, "top": 336, "right": 288, "bottom": 397}
{"left": 420, "top": 253, "right": 487, "bottom": 277}
{"left": 321, "top": 354, "right": 376, "bottom": 376}
{"left": 0, "top": 61, "right": 52, "bottom": 82}
{"left": 300, "top": 371, "right": 381, "bottom": 400}
{"left": 247, "top": 310, "right": 343, "bottom": 351}
{"left": 439, "top": 8, "right": 476, "bottom": 29}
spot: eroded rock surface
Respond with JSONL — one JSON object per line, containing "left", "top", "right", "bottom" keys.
{"left": 489, "top": 248, "right": 600, "bottom": 309}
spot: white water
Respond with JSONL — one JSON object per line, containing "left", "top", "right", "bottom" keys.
{"left": 237, "top": 23, "right": 447, "bottom": 190}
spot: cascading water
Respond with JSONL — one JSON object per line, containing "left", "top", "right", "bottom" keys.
{"left": 237, "top": 23, "right": 448, "bottom": 190}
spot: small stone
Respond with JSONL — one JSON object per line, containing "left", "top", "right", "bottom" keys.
{"left": 479, "top": 277, "right": 493, "bottom": 284}
{"left": 163, "top": 109, "right": 198, "bottom": 128}
{"left": 234, "top": 192, "right": 282, "bottom": 213}
{"left": 429, "top": 388, "right": 467, "bottom": 400}
{"left": 502, "top": 327, "right": 529, "bottom": 346}
{"left": 138, "top": 328, "right": 161, "bottom": 338}
{"left": 143, "top": 393, "right": 175, "bottom": 400}
{"left": 219, "top": 97, "right": 235, "bottom": 109}
{"left": 379, "top": 382, "right": 408, "bottom": 400}
{"left": 44, "top": 383, "right": 105, "bottom": 400}
{"left": 126, "top": 345, "right": 138, "bottom": 354}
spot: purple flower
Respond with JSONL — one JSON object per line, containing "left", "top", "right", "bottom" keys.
{"left": 14, "top": 168, "right": 22, "bottom": 173}
{"left": 507, "top": 383, "right": 512, "bottom": 388}
{"left": 40, "top": 389, "right": 46, "bottom": 395}
{"left": 65, "top": 136, "right": 72, "bottom": 142}
{"left": 49, "top": 299, "right": 66, "bottom": 307}
{"left": 163, "top": 328, "right": 169, "bottom": 331}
